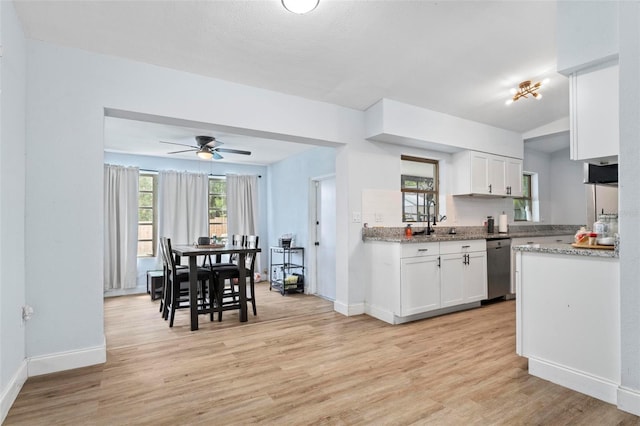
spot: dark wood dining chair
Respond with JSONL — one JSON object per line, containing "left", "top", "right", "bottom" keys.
{"left": 210, "top": 235, "right": 259, "bottom": 321}
{"left": 160, "top": 237, "right": 213, "bottom": 327}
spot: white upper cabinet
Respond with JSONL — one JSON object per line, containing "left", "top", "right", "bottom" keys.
{"left": 452, "top": 150, "right": 523, "bottom": 197}
{"left": 505, "top": 158, "right": 523, "bottom": 197}
{"left": 488, "top": 156, "right": 507, "bottom": 196}
{"left": 570, "top": 63, "right": 619, "bottom": 164}
{"left": 469, "top": 152, "right": 490, "bottom": 194}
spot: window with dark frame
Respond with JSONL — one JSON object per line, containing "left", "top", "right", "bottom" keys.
{"left": 513, "top": 174, "right": 532, "bottom": 221}
{"left": 401, "top": 155, "right": 439, "bottom": 223}
{"left": 209, "top": 176, "right": 228, "bottom": 242}
{"left": 137, "top": 173, "right": 156, "bottom": 257}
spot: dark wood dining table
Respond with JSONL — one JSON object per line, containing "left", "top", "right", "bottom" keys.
{"left": 171, "top": 244, "right": 262, "bottom": 331}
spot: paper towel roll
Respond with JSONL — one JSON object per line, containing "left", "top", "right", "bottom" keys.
{"left": 498, "top": 213, "right": 508, "bottom": 233}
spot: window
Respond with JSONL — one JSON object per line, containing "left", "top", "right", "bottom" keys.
{"left": 209, "top": 176, "right": 228, "bottom": 241}
{"left": 513, "top": 174, "right": 532, "bottom": 221}
{"left": 401, "top": 155, "right": 439, "bottom": 222}
{"left": 137, "top": 173, "right": 156, "bottom": 257}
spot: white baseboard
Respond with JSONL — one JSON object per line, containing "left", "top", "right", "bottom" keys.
{"left": 28, "top": 337, "right": 107, "bottom": 377}
{"left": 333, "top": 300, "right": 365, "bottom": 316}
{"left": 0, "top": 359, "right": 28, "bottom": 424}
{"left": 529, "top": 357, "right": 618, "bottom": 404}
{"left": 618, "top": 386, "right": 640, "bottom": 416}
{"left": 365, "top": 304, "right": 396, "bottom": 324}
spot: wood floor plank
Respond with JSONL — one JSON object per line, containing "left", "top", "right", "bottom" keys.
{"left": 5, "top": 282, "right": 639, "bottom": 425}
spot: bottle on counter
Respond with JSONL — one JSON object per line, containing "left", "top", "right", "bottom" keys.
{"left": 405, "top": 224, "right": 413, "bottom": 238}
{"left": 487, "top": 216, "right": 494, "bottom": 233}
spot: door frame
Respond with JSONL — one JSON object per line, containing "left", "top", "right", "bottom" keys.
{"left": 308, "top": 173, "right": 336, "bottom": 297}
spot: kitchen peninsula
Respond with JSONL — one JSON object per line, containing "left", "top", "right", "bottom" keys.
{"left": 362, "top": 224, "right": 580, "bottom": 325}
{"left": 513, "top": 241, "right": 619, "bottom": 404}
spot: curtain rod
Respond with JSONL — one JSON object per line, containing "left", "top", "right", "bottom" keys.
{"left": 139, "top": 169, "right": 261, "bottom": 178}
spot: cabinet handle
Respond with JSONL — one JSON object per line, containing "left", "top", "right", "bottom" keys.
{"left": 437, "top": 256, "right": 441, "bottom": 267}
{"left": 462, "top": 245, "right": 470, "bottom": 248}
{"left": 527, "top": 241, "right": 535, "bottom": 244}
{"left": 489, "top": 184, "right": 492, "bottom": 193}
{"left": 417, "top": 248, "right": 429, "bottom": 252}
{"left": 507, "top": 186, "right": 511, "bottom": 195}
{"left": 556, "top": 239, "right": 563, "bottom": 243}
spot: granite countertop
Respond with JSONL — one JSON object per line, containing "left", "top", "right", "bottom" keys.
{"left": 512, "top": 242, "right": 618, "bottom": 259}
{"left": 362, "top": 224, "right": 582, "bottom": 244}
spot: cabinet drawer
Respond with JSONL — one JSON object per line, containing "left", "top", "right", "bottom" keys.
{"left": 401, "top": 242, "right": 439, "bottom": 258}
{"left": 439, "top": 239, "right": 486, "bottom": 255}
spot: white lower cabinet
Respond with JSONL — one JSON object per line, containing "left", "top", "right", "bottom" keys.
{"left": 400, "top": 255, "right": 441, "bottom": 316}
{"left": 397, "top": 239, "right": 487, "bottom": 320}
{"left": 440, "top": 254, "right": 465, "bottom": 308}
{"left": 464, "top": 251, "right": 488, "bottom": 302}
{"left": 439, "top": 240, "right": 487, "bottom": 307}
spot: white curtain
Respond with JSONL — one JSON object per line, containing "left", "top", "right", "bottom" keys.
{"left": 157, "top": 170, "right": 209, "bottom": 252}
{"left": 227, "top": 174, "right": 260, "bottom": 271}
{"left": 104, "top": 164, "right": 139, "bottom": 290}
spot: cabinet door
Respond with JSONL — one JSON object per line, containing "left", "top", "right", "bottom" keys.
{"left": 440, "top": 254, "right": 464, "bottom": 308}
{"left": 488, "top": 156, "right": 507, "bottom": 195}
{"left": 570, "top": 64, "right": 619, "bottom": 162}
{"left": 400, "top": 256, "right": 441, "bottom": 316}
{"left": 506, "top": 158, "right": 523, "bottom": 197}
{"left": 470, "top": 152, "right": 490, "bottom": 194}
{"left": 464, "top": 251, "right": 487, "bottom": 302}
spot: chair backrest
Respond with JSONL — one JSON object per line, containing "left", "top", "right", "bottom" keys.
{"left": 228, "top": 234, "right": 245, "bottom": 264}
{"left": 232, "top": 234, "right": 244, "bottom": 247}
{"left": 244, "top": 235, "right": 259, "bottom": 271}
{"left": 159, "top": 237, "right": 169, "bottom": 269}
{"left": 162, "top": 237, "right": 180, "bottom": 276}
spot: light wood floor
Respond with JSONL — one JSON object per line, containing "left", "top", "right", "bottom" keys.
{"left": 6, "top": 283, "right": 640, "bottom": 425}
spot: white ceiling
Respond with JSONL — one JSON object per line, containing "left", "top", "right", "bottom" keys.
{"left": 14, "top": 0, "right": 570, "bottom": 163}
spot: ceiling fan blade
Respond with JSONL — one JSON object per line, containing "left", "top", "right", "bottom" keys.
{"left": 216, "top": 148, "right": 251, "bottom": 155}
{"left": 160, "top": 140, "right": 197, "bottom": 148}
{"left": 213, "top": 152, "right": 223, "bottom": 160}
{"left": 167, "top": 149, "right": 197, "bottom": 154}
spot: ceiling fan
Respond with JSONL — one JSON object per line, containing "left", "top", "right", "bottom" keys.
{"left": 160, "top": 135, "right": 251, "bottom": 160}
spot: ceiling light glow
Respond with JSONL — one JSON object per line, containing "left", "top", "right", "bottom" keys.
{"left": 282, "top": 0, "right": 319, "bottom": 14}
{"left": 197, "top": 148, "right": 213, "bottom": 160}
{"left": 505, "top": 79, "right": 544, "bottom": 105}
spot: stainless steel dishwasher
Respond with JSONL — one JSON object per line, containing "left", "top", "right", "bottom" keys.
{"left": 486, "top": 238, "right": 511, "bottom": 300}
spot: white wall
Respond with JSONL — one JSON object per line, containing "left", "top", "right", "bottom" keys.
{"left": 366, "top": 99, "right": 524, "bottom": 159}
{"left": 557, "top": 1, "right": 619, "bottom": 74}
{"left": 548, "top": 148, "right": 587, "bottom": 224}
{"left": 524, "top": 147, "right": 552, "bottom": 222}
{"left": 24, "top": 40, "right": 363, "bottom": 374}
{"left": 0, "top": 1, "right": 27, "bottom": 422}
{"left": 103, "top": 151, "right": 269, "bottom": 288}
{"left": 618, "top": 1, "right": 640, "bottom": 412}
{"left": 267, "top": 146, "right": 335, "bottom": 249}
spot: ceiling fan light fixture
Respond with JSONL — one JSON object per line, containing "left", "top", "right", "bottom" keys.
{"left": 196, "top": 148, "right": 213, "bottom": 160}
{"left": 282, "top": 0, "right": 319, "bottom": 14}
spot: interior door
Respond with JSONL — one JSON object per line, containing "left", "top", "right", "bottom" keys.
{"left": 315, "top": 176, "right": 336, "bottom": 300}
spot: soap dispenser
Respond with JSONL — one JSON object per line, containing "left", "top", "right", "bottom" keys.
{"left": 405, "top": 224, "right": 413, "bottom": 238}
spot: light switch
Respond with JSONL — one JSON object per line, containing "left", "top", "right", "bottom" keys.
{"left": 352, "top": 212, "right": 361, "bottom": 223}
{"left": 375, "top": 213, "right": 383, "bottom": 222}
